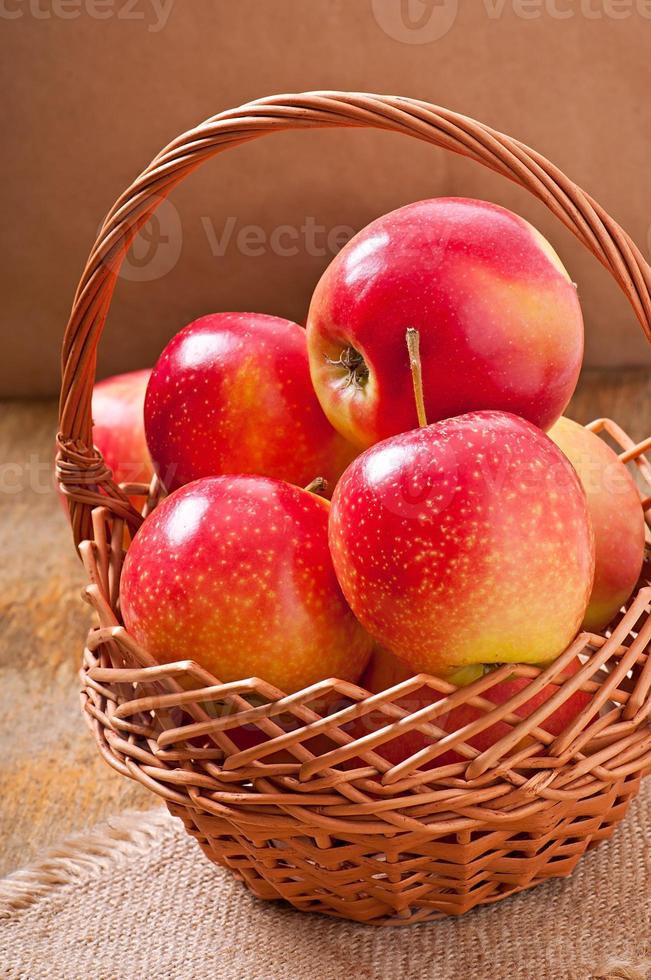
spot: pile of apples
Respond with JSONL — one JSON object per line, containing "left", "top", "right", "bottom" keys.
{"left": 90, "top": 198, "right": 646, "bottom": 763}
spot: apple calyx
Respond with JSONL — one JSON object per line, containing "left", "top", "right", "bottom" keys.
{"left": 325, "top": 346, "right": 369, "bottom": 390}
{"left": 405, "top": 328, "right": 428, "bottom": 428}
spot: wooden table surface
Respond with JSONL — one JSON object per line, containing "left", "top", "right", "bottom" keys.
{"left": 1, "top": 369, "right": 650, "bottom": 878}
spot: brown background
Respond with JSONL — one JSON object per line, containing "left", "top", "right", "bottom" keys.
{"left": 2, "top": 0, "right": 651, "bottom": 396}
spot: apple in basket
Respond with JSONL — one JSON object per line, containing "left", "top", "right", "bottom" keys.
{"left": 92, "top": 368, "right": 153, "bottom": 488}
{"left": 119, "top": 474, "right": 374, "bottom": 694}
{"left": 548, "top": 416, "right": 645, "bottom": 631}
{"left": 306, "top": 198, "right": 584, "bottom": 448}
{"left": 60, "top": 368, "right": 154, "bottom": 518}
{"left": 328, "top": 410, "right": 595, "bottom": 679}
{"left": 347, "top": 646, "right": 591, "bottom": 769}
{"left": 144, "top": 312, "right": 357, "bottom": 495}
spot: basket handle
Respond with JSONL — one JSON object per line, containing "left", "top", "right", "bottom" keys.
{"left": 57, "top": 91, "right": 651, "bottom": 547}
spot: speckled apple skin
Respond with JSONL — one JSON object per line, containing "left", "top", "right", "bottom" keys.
{"left": 549, "top": 417, "right": 645, "bottom": 632}
{"left": 92, "top": 369, "right": 153, "bottom": 486}
{"left": 329, "top": 411, "right": 595, "bottom": 677}
{"left": 119, "top": 475, "right": 373, "bottom": 694}
{"left": 348, "top": 647, "right": 590, "bottom": 768}
{"left": 306, "top": 198, "right": 584, "bottom": 448}
{"left": 144, "top": 313, "right": 357, "bottom": 494}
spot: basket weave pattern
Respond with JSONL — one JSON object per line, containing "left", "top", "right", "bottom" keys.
{"left": 60, "top": 94, "right": 651, "bottom": 924}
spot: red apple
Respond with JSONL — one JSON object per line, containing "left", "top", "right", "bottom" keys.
{"left": 59, "top": 369, "right": 153, "bottom": 533}
{"left": 92, "top": 368, "right": 153, "bottom": 487}
{"left": 548, "top": 417, "right": 645, "bottom": 631}
{"left": 306, "top": 198, "right": 583, "bottom": 448}
{"left": 120, "top": 475, "right": 373, "bottom": 694}
{"left": 348, "top": 647, "right": 591, "bottom": 769}
{"left": 144, "top": 313, "right": 357, "bottom": 494}
{"left": 329, "top": 411, "right": 595, "bottom": 678}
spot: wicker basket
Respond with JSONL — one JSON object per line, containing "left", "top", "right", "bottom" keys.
{"left": 57, "top": 93, "right": 651, "bottom": 926}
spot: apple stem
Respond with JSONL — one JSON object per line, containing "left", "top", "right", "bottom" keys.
{"left": 304, "top": 477, "right": 329, "bottom": 496}
{"left": 406, "top": 328, "right": 428, "bottom": 428}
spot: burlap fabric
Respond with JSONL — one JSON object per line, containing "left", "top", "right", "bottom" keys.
{"left": 1, "top": 784, "right": 650, "bottom": 980}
